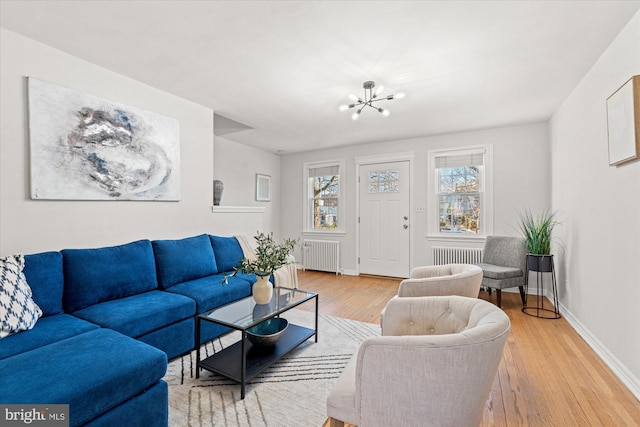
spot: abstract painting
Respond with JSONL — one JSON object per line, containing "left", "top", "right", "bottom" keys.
{"left": 28, "top": 78, "right": 180, "bottom": 200}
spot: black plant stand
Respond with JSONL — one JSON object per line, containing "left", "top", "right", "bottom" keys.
{"left": 522, "top": 254, "right": 561, "bottom": 319}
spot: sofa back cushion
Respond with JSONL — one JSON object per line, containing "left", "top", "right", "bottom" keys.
{"left": 62, "top": 240, "right": 158, "bottom": 312}
{"left": 209, "top": 235, "right": 244, "bottom": 273}
{"left": 152, "top": 234, "right": 218, "bottom": 289}
{"left": 23, "top": 251, "right": 64, "bottom": 316}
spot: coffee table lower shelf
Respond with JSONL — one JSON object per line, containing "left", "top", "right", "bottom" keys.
{"left": 198, "top": 323, "right": 315, "bottom": 396}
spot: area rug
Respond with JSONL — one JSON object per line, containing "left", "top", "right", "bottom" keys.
{"left": 164, "top": 309, "right": 380, "bottom": 427}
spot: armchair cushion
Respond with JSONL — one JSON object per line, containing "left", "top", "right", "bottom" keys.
{"left": 475, "top": 263, "right": 522, "bottom": 280}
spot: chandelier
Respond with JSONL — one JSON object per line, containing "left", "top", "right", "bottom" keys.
{"left": 339, "top": 81, "right": 405, "bottom": 120}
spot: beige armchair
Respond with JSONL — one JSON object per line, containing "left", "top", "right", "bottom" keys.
{"left": 380, "top": 264, "right": 483, "bottom": 326}
{"left": 327, "top": 296, "right": 511, "bottom": 427}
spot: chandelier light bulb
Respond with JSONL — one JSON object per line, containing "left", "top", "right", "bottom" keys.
{"left": 382, "top": 109, "right": 390, "bottom": 117}
{"left": 395, "top": 92, "right": 406, "bottom": 99}
{"left": 352, "top": 111, "right": 360, "bottom": 120}
{"left": 348, "top": 93, "right": 359, "bottom": 102}
{"left": 375, "top": 85, "right": 385, "bottom": 95}
{"left": 339, "top": 105, "right": 349, "bottom": 111}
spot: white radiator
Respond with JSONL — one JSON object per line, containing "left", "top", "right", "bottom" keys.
{"left": 303, "top": 240, "right": 340, "bottom": 274}
{"left": 432, "top": 246, "right": 483, "bottom": 265}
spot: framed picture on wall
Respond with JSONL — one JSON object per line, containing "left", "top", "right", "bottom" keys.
{"left": 607, "top": 75, "right": 640, "bottom": 166}
{"left": 28, "top": 78, "right": 181, "bottom": 200}
{"left": 256, "top": 173, "right": 271, "bottom": 201}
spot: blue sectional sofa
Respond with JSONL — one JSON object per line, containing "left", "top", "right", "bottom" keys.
{"left": 0, "top": 234, "right": 256, "bottom": 426}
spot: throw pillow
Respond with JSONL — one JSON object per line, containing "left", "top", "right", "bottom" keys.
{"left": 0, "top": 254, "right": 43, "bottom": 338}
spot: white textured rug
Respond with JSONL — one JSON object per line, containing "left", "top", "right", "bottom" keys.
{"left": 164, "top": 309, "right": 379, "bottom": 427}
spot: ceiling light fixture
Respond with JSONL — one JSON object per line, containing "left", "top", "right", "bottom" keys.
{"left": 339, "top": 81, "right": 405, "bottom": 120}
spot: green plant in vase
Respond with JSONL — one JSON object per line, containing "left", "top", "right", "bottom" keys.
{"left": 519, "top": 209, "right": 559, "bottom": 272}
{"left": 227, "top": 232, "right": 297, "bottom": 304}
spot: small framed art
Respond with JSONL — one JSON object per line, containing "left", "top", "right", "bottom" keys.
{"left": 607, "top": 75, "right": 640, "bottom": 166}
{"left": 256, "top": 174, "right": 271, "bottom": 201}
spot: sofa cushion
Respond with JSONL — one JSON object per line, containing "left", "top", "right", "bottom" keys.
{"left": 209, "top": 235, "right": 244, "bottom": 272}
{"left": 164, "top": 274, "right": 252, "bottom": 314}
{"left": 0, "top": 314, "right": 99, "bottom": 360}
{"left": 0, "top": 328, "right": 167, "bottom": 426}
{"left": 476, "top": 263, "right": 523, "bottom": 280}
{"left": 62, "top": 240, "right": 158, "bottom": 312}
{"left": 72, "top": 290, "right": 195, "bottom": 338}
{"left": 24, "top": 251, "right": 64, "bottom": 316}
{"left": 0, "top": 254, "right": 42, "bottom": 338}
{"left": 152, "top": 234, "right": 217, "bottom": 289}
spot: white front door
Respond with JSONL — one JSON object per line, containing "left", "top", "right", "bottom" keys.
{"left": 358, "top": 161, "right": 411, "bottom": 278}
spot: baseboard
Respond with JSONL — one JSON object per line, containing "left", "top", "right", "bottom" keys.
{"left": 296, "top": 265, "right": 356, "bottom": 276}
{"left": 501, "top": 287, "right": 543, "bottom": 295}
{"left": 552, "top": 294, "right": 640, "bottom": 401}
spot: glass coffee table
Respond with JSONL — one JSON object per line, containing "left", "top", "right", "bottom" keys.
{"left": 195, "top": 286, "right": 318, "bottom": 399}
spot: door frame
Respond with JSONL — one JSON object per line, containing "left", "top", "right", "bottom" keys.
{"left": 354, "top": 152, "right": 415, "bottom": 278}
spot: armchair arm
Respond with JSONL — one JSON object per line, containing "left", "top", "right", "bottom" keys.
{"left": 409, "top": 265, "right": 453, "bottom": 279}
{"left": 398, "top": 266, "right": 482, "bottom": 298}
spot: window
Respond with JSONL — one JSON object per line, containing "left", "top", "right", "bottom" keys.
{"left": 428, "top": 146, "right": 493, "bottom": 239}
{"left": 368, "top": 169, "right": 399, "bottom": 193}
{"left": 304, "top": 160, "right": 344, "bottom": 232}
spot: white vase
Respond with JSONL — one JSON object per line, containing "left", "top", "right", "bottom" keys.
{"left": 253, "top": 275, "right": 273, "bottom": 304}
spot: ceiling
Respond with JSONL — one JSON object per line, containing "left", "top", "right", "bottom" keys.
{"left": 1, "top": 1, "right": 639, "bottom": 154}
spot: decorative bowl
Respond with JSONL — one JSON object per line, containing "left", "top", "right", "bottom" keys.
{"left": 247, "top": 318, "right": 288, "bottom": 347}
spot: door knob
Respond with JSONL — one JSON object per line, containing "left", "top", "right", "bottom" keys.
{"left": 403, "top": 224, "right": 409, "bottom": 229}
{"left": 403, "top": 216, "right": 408, "bottom": 220}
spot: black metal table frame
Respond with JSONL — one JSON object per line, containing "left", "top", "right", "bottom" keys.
{"left": 522, "top": 255, "right": 561, "bottom": 319}
{"left": 195, "top": 288, "right": 318, "bottom": 399}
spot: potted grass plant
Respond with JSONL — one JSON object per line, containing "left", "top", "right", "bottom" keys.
{"left": 228, "top": 232, "right": 297, "bottom": 304}
{"left": 519, "top": 209, "right": 559, "bottom": 272}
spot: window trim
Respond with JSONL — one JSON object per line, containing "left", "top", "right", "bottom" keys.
{"left": 427, "top": 144, "right": 493, "bottom": 241}
{"left": 302, "top": 159, "right": 345, "bottom": 233}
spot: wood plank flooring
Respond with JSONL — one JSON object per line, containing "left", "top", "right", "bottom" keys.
{"left": 293, "top": 270, "right": 640, "bottom": 427}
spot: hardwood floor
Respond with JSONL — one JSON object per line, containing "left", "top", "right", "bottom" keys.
{"left": 293, "top": 271, "right": 640, "bottom": 427}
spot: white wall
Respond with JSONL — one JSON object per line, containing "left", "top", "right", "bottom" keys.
{"left": 549, "top": 11, "right": 640, "bottom": 398}
{"left": 280, "top": 122, "right": 551, "bottom": 273}
{"left": 213, "top": 136, "right": 281, "bottom": 238}
{"left": 0, "top": 28, "right": 277, "bottom": 255}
